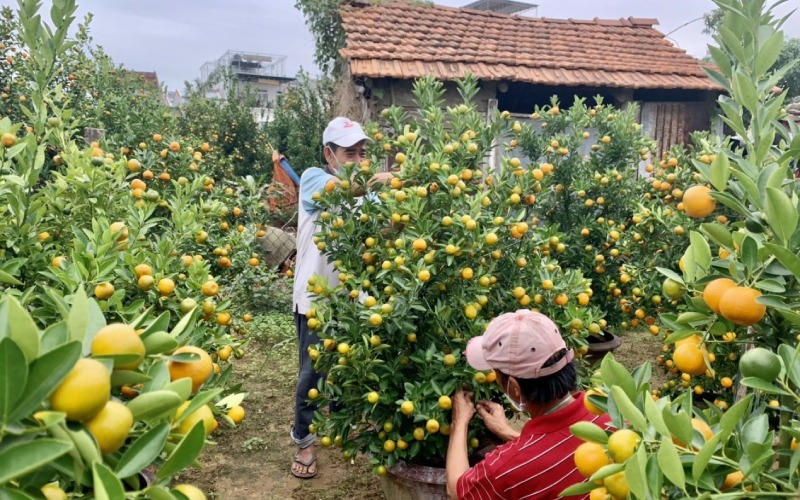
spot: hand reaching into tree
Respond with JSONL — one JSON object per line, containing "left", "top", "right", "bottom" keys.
{"left": 476, "top": 400, "right": 520, "bottom": 442}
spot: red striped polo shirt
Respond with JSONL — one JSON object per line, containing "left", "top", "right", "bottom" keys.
{"left": 457, "top": 392, "right": 612, "bottom": 500}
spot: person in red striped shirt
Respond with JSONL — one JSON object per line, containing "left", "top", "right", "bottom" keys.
{"left": 446, "top": 309, "right": 611, "bottom": 500}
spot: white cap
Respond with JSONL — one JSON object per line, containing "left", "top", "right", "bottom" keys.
{"left": 323, "top": 117, "right": 369, "bottom": 147}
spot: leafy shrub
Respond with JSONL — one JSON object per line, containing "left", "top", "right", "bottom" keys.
{"left": 568, "top": 1, "right": 800, "bottom": 497}
{"left": 307, "top": 75, "right": 603, "bottom": 470}
{"left": 0, "top": 0, "right": 276, "bottom": 495}
{"left": 264, "top": 70, "right": 332, "bottom": 175}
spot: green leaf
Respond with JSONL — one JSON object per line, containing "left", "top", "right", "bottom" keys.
{"left": 662, "top": 409, "right": 692, "bottom": 449}
{"left": 631, "top": 362, "right": 652, "bottom": 392}
{"left": 143, "top": 359, "right": 171, "bottom": 392}
{"left": 764, "top": 187, "right": 797, "bottom": 244}
{"left": 126, "top": 390, "right": 183, "bottom": 423}
{"left": 754, "top": 279, "right": 785, "bottom": 293}
{"left": 780, "top": 134, "right": 800, "bottom": 164}
{"left": 778, "top": 345, "right": 800, "bottom": 389}
{"left": 777, "top": 308, "right": 800, "bottom": 327}
{"left": 110, "top": 370, "right": 151, "bottom": 387}
{"left": 162, "top": 378, "right": 193, "bottom": 402}
{"left": 709, "top": 152, "right": 731, "bottom": 192}
{"left": 644, "top": 395, "right": 670, "bottom": 438}
{"left": 755, "top": 30, "right": 784, "bottom": 76}
{"left": 156, "top": 420, "right": 206, "bottom": 480}
{"left": 80, "top": 298, "right": 106, "bottom": 356}
{"left": 766, "top": 162, "right": 788, "bottom": 192}
{"left": 734, "top": 160, "right": 761, "bottom": 191}
{"left": 740, "top": 376, "right": 790, "bottom": 395}
{"left": 115, "top": 422, "right": 169, "bottom": 478}
{"left": 0, "top": 270, "right": 22, "bottom": 285}
{"left": 689, "top": 231, "right": 711, "bottom": 270}
{"left": 0, "top": 439, "right": 73, "bottom": 485}
{"left": 600, "top": 353, "right": 636, "bottom": 401}
{"left": 703, "top": 67, "right": 731, "bottom": 92}
{"left": 67, "top": 426, "right": 101, "bottom": 467}
{"left": 0, "top": 486, "right": 36, "bottom": 499}
{"left": 0, "top": 338, "right": 27, "bottom": 424}
{"left": 711, "top": 191, "right": 750, "bottom": 216}
{"left": 742, "top": 414, "right": 770, "bottom": 456}
{"left": 707, "top": 46, "right": 732, "bottom": 78}
{"left": 142, "top": 331, "right": 179, "bottom": 355}
{"left": 663, "top": 329, "right": 697, "bottom": 345}
{"left": 700, "top": 223, "right": 733, "bottom": 249}
{"left": 719, "top": 26, "right": 747, "bottom": 68}
{"left": 625, "top": 445, "right": 649, "bottom": 499}
{"left": 719, "top": 394, "right": 752, "bottom": 441}
{"left": 144, "top": 486, "right": 176, "bottom": 500}
{"left": 675, "top": 312, "right": 709, "bottom": 325}
{"left": 7, "top": 341, "right": 81, "bottom": 423}
{"left": 140, "top": 311, "right": 171, "bottom": 340}
{"left": 733, "top": 69, "right": 758, "bottom": 113}
{"left": 683, "top": 247, "right": 697, "bottom": 283}
{"left": 173, "top": 389, "right": 222, "bottom": 426}
{"left": 570, "top": 421, "right": 608, "bottom": 444}
{"left": 692, "top": 434, "right": 722, "bottom": 483}
{"left": 92, "top": 462, "right": 125, "bottom": 500}
{"left": 4, "top": 296, "right": 40, "bottom": 363}
{"left": 67, "top": 287, "right": 89, "bottom": 345}
{"left": 40, "top": 321, "right": 69, "bottom": 354}
{"left": 740, "top": 236, "right": 758, "bottom": 272}
{"left": 645, "top": 454, "right": 664, "bottom": 500}
{"left": 558, "top": 482, "right": 598, "bottom": 497}
{"left": 130, "top": 306, "right": 154, "bottom": 330}
{"left": 610, "top": 386, "right": 646, "bottom": 433}
{"left": 655, "top": 267, "right": 684, "bottom": 285}
{"left": 170, "top": 307, "right": 197, "bottom": 339}
{"left": 657, "top": 436, "right": 685, "bottom": 490}
{"left": 589, "top": 462, "right": 625, "bottom": 483}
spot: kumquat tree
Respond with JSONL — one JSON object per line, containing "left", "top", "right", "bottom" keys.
{"left": 563, "top": 0, "right": 800, "bottom": 498}
{"left": 0, "top": 0, "right": 276, "bottom": 497}
{"left": 3, "top": 0, "right": 800, "bottom": 497}
{"left": 305, "top": 74, "right": 606, "bottom": 473}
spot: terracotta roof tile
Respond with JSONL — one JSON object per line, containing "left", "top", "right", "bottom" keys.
{"left": 340, "top": 1, "right": 722, "bottom": 91}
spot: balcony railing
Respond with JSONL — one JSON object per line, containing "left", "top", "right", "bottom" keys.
{"left": 200, "top": 50, "right": 287, "bottom": 86}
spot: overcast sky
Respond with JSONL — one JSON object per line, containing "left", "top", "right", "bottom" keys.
{"left": 4, "top": 0, "right": 799, "bottom": 91}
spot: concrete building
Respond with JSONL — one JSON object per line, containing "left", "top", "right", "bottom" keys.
{"left": 198, "top": 50, "right": 296, "bottom": 125}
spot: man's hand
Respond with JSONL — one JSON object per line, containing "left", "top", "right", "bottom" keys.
{"left": 476, "top": 400, "right": 519, "bottom": 442}
{"left": 367, "top": 171, "right": 395, "bottom": 187}
{"left": 451, "top": 390, "right": 475, "bottom": 429}
{"left": 446, "top": 389, "right": 475, "bottom": 499}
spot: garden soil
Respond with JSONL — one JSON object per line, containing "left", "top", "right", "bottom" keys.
{"left": 176, "top": 320, "right": 663, "bottom": 499}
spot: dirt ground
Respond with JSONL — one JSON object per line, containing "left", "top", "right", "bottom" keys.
{"left": 612, "top": 328, "right": 668, "bottom": 389}
{"left": 175, "top": 318, "right": 664, "bottom": 499}
{"left": 175, "top": 315, "right": 383, "bottom": 499}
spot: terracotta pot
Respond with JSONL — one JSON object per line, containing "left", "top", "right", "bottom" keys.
{"left": 585, "top": 330, "right": 622, "bottom": 364}
{"left": 380, "top": 461, "right": 447, "bottom": 500}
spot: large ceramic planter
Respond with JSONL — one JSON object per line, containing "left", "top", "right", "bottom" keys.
{"left": 380, "top": 461, "right": 447, "bottom": 500}
{"left": 585, "top": 331, "right": 622, "bottom": 365}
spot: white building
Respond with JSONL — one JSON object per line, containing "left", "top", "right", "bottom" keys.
{"left": 198, "top": 50, "right": 296, "bottom": 125}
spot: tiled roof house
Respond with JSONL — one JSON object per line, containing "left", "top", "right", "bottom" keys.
{"left": 130, "top": 71, "right": 160, "bottom": 89}
{"left": 336, "top": 0, "right": 724, "bottom": 153}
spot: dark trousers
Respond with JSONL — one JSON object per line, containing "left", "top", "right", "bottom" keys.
{"left": 292, "top": 310, "right": 322, "bottom": 445}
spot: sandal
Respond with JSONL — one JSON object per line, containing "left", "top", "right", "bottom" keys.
{"left": 291, "top": 452, "right": 318, "bottom": 479}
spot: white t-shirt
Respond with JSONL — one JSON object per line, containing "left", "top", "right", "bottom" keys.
{"left": 293, "top": 167, "right": 337, "bottom": 315}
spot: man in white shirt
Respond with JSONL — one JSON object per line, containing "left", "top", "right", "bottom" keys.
{"left": 291, "top": 117, "right": 393, "bottom": 478}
